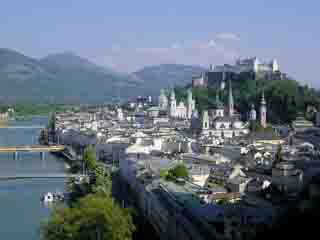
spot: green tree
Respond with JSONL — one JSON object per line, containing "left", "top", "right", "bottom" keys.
{"left": 48, "top": 112, "right": 56, "bottom": 132}
{"left": 84, "top": 145, "right": 97, "bottom": 171}
{"left": 179, "top": 73, "right": 320, "bottom": 124}
{"left": 91, "top": 165, "right": 112, "bottom": 197}
{"left": 42, "top": 194, "right": 135, "bottom": 240}
{"left": 167, "top": 164, "right": 189, "bottom": 180}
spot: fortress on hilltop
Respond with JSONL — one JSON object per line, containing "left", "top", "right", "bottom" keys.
{"left": 192, "top": 57, "right": 285, "bottom": 89}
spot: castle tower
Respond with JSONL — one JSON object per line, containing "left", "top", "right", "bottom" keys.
{"left": 202, "top": 110, "right": 210, "bottom": 131}
{"left": 228, "top": 80, "right": 234, "bottom": 117}
{"left": 169, "top": 88, "right": 177, "bottom": 118}
{"left": 271, "top": 59, "right": 279, "bottom": 72}
{"left": 260, "top": 91, "right": 267, "bottom": 128}
{"left": 253, "top": 57, "right": 260, "bottom": 73}
{"left": 249, "top": 104, "right": 257, "bottom": 121}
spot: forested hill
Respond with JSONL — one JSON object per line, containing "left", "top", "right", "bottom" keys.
{"left": 174, "top": 74, "right": 320, "bottom": 124}
{"left": 0, "top": 49, "right": 136, "bottom": 103}
{"left": 0, "top": 49, "right": 206, "bottom": 103}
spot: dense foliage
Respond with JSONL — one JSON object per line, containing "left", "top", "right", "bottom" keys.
{"left": 166, "top": 164, "right": 189, "bottom": 180}
{"left": 83, "top": 145, "right": 97, "bottom": 171}
{"left": 175, "top": 73, "right": 320, "bottom": 124}
{"left": 48, "top": 112, "right": 56, "bottom": 131}
{"left": 42, "top": 194, "right": 135, "bottom": 240}
{"left": 45, "top": 142, "right": 134, "bottom": 240}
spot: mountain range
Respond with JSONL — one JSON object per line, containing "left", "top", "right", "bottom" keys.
{"left": 0, "top": 48, "right": 206, "bottom": 103}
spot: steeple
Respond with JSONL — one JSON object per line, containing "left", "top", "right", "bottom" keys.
{"left": 261, "top": 91, "right": 266, "bottom": 105}
{"left": 250, "top": 104, "right": 257, "bottom": 121}
{"left": 170, "top": 88, "right": 175, "bottom": 100}
{"left": 229, "top": 80, "right": 234, "bottom": 116}
{"left": 158, "top": 89, "right": 168, "bottom": 109}
{"left": 169, "top": 88, "right": 176, "bottom": 118}
{"left": 214, "top": 92, "right": 224, "bottom": 117}
{"left": 260, "top": 91, "right": 267, "bottom": 128}
{"left": 187, "top": 88, "right": 194, "bottom": 119}
{"left": 202, "top": 110, "right": 210, "bottom": 130}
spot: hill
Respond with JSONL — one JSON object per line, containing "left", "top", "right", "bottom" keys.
{"left": 175, "top": 73, "right": 320, "bottom": 124}
{"left": 130, "top": 64, "right": 206, "bottom": 96}
{"left": 0, "top": 49, "right": 207, "bottom": 103}
{"left": 0, "top": 49, "right": 136, "bottom": 103}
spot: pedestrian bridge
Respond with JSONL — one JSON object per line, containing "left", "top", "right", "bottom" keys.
{"left": 0, "top": 145, "right": 65, "bottom": 153}
{"left": 0, "top": 174, "right": 85, "bottom": 180}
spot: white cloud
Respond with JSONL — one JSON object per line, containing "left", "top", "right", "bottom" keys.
{"left": 208, "top": 39, "right": 217, "bottom": 47}
{"left": 171, "top": 43, "right": 182, "bottom": 49}
{"left": 216, "top": 32, "right": 240, "bottom": 41}
{"left": 87, "top": 39, "right": 239, "bottom": 72}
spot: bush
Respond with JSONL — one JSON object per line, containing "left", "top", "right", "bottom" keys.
{"left": 166, "top": 164, "right": 189, "bottom": 181}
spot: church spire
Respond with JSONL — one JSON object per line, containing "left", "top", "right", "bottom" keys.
{"left": 260, "top": 90, "right": 267, "bottom": 128}
{"left": 261, "top": 90, "right": 266, "bottom": 105}
{"left": 229, "top": 80, "right": 234, "bottom": 116}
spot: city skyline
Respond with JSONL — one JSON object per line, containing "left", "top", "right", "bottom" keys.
{"left": 1, "top": 0, "right": 319, "bottom": 87}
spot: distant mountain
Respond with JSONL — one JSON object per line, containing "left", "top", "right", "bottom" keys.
{"left": 0, "top": 48, "right": 67, "bottom": 103}
{"left": 41, "top": 52, "right": 117, "bottom": 75}
{"left": 130, "top": 64, "right": 206, "bottom": 96}
{"left": 0, "top": 49, "right": 207, "bottom": 103}
{"left": 0, "top": 49, "right": 134, "bottom": 103}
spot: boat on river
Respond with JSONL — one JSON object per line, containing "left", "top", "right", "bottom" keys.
{"left": 41, "top": 191, "right": 65, "bottom": 202}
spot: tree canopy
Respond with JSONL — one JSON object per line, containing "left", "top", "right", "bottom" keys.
{"left": 48, "top": 112, "right": 56, "bottom": 131}
{"left": 175, "top": 73, "right": 320, "bottom": 124}
{"left": 167, "top": 164, "right": 189, "bottom": 180}
{"left": 42, "top": 194, "right": 135, "bottom": 240}
{"left": 83, "top": 145, "right": 97, "bottom": 170}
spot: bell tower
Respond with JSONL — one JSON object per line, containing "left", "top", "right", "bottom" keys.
{"left": 260, "top": 91, "right": 267, "bottom": 128}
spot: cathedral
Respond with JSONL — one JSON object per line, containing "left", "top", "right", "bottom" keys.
{"left": 158, "top": 88, "right": 196, "bottom": 119}
{"left": 191, "top": 81, "right": 268, "bottom": 138}
{"left": 158, "top": 83, "right": 267, "bottom": 138}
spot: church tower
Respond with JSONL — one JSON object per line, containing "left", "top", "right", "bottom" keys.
{"left": 249, "top": 104, "right": 257, "bottom": 121}
{"left": 214, "top": 93, "right": 224, "bottom": 118}
{"left": 187, "top": 88, "right": 195, "bottom": 119}
{"left": 158, "top": 89, "right": 168, "bottom": 110}
{"left": 117, "top": 107, "right": 123, "bottom": 121}
{"left": 228, "top": 80, "right": 234, "bottom": 117}
{"left": 260, "top": 91, "right": 267, "bottom": 128}
{"left": 202, "top": 110, "right": 210, "bottom": 131}
{"left": 169, "top": 88, "right": 177, "bottom": 118}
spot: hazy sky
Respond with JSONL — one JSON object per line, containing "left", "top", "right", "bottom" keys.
{"left": 1, "top": 0, "right": 319, "bottom": 87}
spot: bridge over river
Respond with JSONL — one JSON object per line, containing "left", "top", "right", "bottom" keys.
{"left": 0, "top": 145, "right": 65, "bottom": 153}
{"left": 0, "top": 145, "right": 66, "bottom": 160}
{"left": 0, "top": 174, "right": 85, "bottom": 180}
{"left": 0, "top": 126, "right": 45, "bottom": 129}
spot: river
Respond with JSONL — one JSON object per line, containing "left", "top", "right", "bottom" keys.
{"left": 0, "top": 117, "right": 67, "bottom": 240}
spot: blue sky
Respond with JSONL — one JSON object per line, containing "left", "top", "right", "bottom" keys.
{"left": 1, "top": 0, "right": 319, "bottom": 87}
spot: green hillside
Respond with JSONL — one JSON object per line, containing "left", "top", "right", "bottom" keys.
{"left": 175, "top": 73, "right": 320, "bottom": 124}
{"left": 0, "top": 49, "right": 133, "bottom": 103}
{"left": 0, "top": 49, "right": 207, "bottom": 103}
